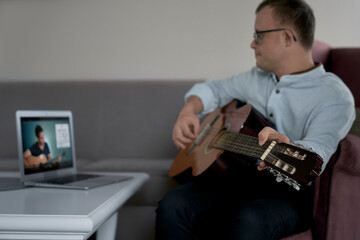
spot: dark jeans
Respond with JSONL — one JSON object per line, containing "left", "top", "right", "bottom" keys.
{"left": 156, "top": 162, "right": 313, "bottom": 240}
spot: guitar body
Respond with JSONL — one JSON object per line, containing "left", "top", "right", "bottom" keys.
{"left": 169, "top": 100, "right": 266, "bottom": 181}
{"left": 169, "top": 100, "right": 323, "bottom": 189}
{"left": 24, "top": 151, "right": 65, "bottom": 170}
{"left": 24, "top": 154, "right": 48, "bottom": 167}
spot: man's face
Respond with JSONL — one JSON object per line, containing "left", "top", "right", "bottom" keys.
{"left": 37, "top": 131, "right": 45, "bottom": 146}
{"left": 251, "top": 6, "right": 284, "bottom": 73}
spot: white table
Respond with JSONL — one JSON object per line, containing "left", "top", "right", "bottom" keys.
{"left": 0, "top": 172, "right": 149, "bottom": 240}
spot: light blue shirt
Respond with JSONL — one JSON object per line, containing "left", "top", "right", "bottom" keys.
{"left": 185, "top": 65, "right": 355, "bottom": 171}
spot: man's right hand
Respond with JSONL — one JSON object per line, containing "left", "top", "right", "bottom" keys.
{"left": 172, "top": 96, "right": 203, "bottom": 149}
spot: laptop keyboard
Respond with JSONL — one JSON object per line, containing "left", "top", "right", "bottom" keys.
{"left": 44, "top": 174, "right": 100, "bottom": 185}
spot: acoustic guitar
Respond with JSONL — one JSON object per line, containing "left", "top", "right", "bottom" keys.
{"left": 25, "top": 151, "right": 65, "bottom": 170}
{"left": 168, "top": 100, "right": 323, "bottom": 190}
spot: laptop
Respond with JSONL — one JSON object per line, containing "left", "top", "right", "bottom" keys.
{"left": 15, "top": 110, "right": 131, "bottom": 190}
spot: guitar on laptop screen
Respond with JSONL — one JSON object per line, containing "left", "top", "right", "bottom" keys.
{"left": 24, "top": 151, "right": 66, "bottom": 171}
{"left": 168, "top": 100, "right": 323, "bottom": 191}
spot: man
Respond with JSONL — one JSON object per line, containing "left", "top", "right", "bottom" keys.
{"left": 23, "top": 125, "right": 61, "bottom": 167}
{"left": 156, "top": 0, "right": 355, "bottom": 239}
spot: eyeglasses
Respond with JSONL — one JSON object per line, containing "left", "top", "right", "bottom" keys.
{"left": 253, "top": 28, "right": 297, "bottom": 44}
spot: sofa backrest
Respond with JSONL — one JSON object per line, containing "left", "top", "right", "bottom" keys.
{"left": 312, "top": 40, "right": 360, "bottom": 107}
{"left": 0, "top": 80, "right": 197, "bottom": 159}
{"left": 312, "top": 40, "right": 331, "bottom": 69}
{"left": 2, "top": 43, "right": 359, "bottom": 160}
{"left": 328, "top": 48, "right": 360, "bottom": 107}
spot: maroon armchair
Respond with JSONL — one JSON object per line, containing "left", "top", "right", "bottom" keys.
{"left": 282, "top": 41, "right": 360, "bottom": 240}
{"left": 194, "top": 40, "right": 360, "bottom": 240}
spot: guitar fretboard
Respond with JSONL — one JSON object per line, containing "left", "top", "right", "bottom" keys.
{"left": 213, "top": 131, "right": 271, "bottom": 158}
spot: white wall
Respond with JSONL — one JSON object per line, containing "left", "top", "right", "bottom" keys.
{"left": 0, "top": 0, "right": 359, "bottom": 81}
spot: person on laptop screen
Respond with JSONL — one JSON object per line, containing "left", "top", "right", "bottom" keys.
{"left": 23, "top": 125, "right": 62, "bottom": 169}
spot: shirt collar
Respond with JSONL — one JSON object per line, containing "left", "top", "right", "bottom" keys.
{"left": 277, "top": 64, "right": 325, "bottom": 85}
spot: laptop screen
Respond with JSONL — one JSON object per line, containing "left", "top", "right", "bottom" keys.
{"left": 17, "top": 113, "right": 75, "bottom": 176}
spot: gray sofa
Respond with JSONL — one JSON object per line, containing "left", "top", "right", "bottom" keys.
{"left": 0, "top": 80, "right": 198, "bottom": 239}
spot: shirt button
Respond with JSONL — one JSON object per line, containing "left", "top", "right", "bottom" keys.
{"left": 275, "top": 89, "right": 280, "bottom": 94}
{"left": 269, "top": 113, "right": 273, "bottom": 118}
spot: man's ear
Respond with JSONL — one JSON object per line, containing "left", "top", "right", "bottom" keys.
{"left": 283, "top": 30, "right": 295, "bottom": 47}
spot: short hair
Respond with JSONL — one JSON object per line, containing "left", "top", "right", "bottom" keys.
{"left": 256, "top": 0, "right": 315, "bottom": 50}
{"left": 35, "top": 125, "right": 43, "bottom": 138}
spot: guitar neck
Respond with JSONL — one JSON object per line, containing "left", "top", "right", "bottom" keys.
{"left": 213, "top": 131, "right": 271, "bottom": 159}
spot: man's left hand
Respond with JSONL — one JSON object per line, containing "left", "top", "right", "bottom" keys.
{"left": 257, "top": 127, "right": 290, "bottom": 171}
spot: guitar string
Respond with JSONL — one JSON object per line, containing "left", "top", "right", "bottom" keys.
{"left": 198, "top": 127, "right": 270, "bottom": 157}
{"left": 216, "top": 139, "right": 267, "bottom": 158}
{"left": 211, "top": 133, "right": 290, "bottom": 172}
{"left": 197, "top": 126, "right": 296, "bottom": 166}
{"left": 215, "top": 135, "right": 295, "bottom": 174}
{"left": 201, "top": 129, "right": 289, "bottom": 171}
{"left": 202, "top": 127, "right": 260, "bottom": 150}
{"left": 216, "top": 131, "right": 267, "bottom": 153}
{"left": 197, "top": 127, "right": 297, "bottom": 176}
{"left": 215, "top": 138, "right": 263, "bottom": 157}
{"left": 217, "top": 136, "right": 286, "bottom": 167}
{"left": 209, "top": 131, "right": 295, "bottom": 169}
{"left": 203, "top": 127, "right": 268, "bottom": 155}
